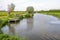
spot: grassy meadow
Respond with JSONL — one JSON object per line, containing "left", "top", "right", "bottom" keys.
{"left": 39, "top": 11, "right": 60, "bottom": 18}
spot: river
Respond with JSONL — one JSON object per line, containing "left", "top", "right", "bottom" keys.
{"left": 2, "top": 13, "right": 60, "bottom": 40}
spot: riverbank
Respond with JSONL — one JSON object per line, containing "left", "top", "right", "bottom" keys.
{"left": 0, "top": 11, "right": 60, "bottom": 28}
{"left": 0, "top": 11, "right": 33, "bottom": 32}
{"left": 0, "top": 11, "right": 33, "bottom": 40}
{"left": 39, "top": 11, "right": 60, "bottom": 18}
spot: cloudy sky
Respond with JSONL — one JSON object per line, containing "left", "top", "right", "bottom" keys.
{"left": 0, "top": 0, "right": 60, "bottom": 11}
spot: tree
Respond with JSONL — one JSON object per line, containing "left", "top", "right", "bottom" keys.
{"left": 8, "top": 3, "right": 15, "bottom": 14}
{"left": 26, "top": 6, "right": 34, "bottom": 13}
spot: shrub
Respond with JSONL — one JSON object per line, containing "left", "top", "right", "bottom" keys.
{"left": 0, "top": 34, "right": 19, "bottom": 40}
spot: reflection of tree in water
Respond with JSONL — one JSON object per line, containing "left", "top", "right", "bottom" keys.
{"left": 27, "top": 18, "right": 33, "bottom": 31}
{"left": 8, "top": 23, "right": 15, "bottom": 35}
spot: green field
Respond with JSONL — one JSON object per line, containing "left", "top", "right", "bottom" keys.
{"left": 39, "top": 11, "right": 60, "bottom": 18}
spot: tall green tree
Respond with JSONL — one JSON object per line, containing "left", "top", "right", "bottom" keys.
{"left": 8, "top": 3, "right": 15, "bottom": 14}
{"left": 26, "top": 6, "right": 34, "bottom": 13}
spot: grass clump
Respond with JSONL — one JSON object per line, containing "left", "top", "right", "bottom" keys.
{"left": 0, "top": 34, "right": 19, "bottom": 40}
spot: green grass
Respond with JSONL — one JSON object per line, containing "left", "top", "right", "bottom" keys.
{"left": 0, "top": 34, "right": 26, "bottom": 40}
{"left": 39, "top": 11, "right": 60, "bottom": 18}
{"left": 0, "top": 16, "right": 9, "bottom": 28}
{"left": 0, "top": 34, "right": 19, "bottom": 40}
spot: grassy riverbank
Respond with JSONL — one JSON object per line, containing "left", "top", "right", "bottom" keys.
{"left": 0, "top": 11, "right": 33, "bottom": 27}
{"left": 0, "top": 11, "right": 32, "bottom": 40}
{"left": 39, "top": 11, "right": 60, "bottom": 18}
{"left": 0, "top": 11, "right": 33, "bottom": 32}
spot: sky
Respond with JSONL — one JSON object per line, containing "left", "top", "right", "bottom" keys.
{"left": 0, "top": 0, "right": 60, "bottom": 11}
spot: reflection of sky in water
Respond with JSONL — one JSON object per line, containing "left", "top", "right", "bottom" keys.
{"left": 2, "top": 13, "right": 60, "bottom": 39}
{"left": 2, "top": 25, "right": 9, "bottom": 34}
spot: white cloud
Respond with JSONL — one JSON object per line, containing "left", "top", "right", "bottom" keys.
{"left": 0, "top": 0, "right": 60, "bottom": 11}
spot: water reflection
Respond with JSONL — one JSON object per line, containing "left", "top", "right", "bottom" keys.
{"left": 8, "top": 23, "right": 15, "bottom": 35}
{"left": 27, "top": 18, "right": 33, "bottom": 31}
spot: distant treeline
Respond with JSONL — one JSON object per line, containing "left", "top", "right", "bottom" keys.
{"left": 38, "top": 10, "right": 60, "bottom": 13}
{"left": 0, "top": 11, "right": 36, "bottom": 13}
{"left": 0, "top": 11, "right": 26, "bottom": 14}
{"left": 0, "top": 11, "right": 26, "bottom": 12}
{"left": 0, "top": 9, "right": 60, "bottom": 13}
{"left": 49, "top": 10, "right": 60, "bottom": 11}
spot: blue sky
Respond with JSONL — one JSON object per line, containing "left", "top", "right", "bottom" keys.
{"left": 0, "top": 0, "right": 60, "bottom": 11}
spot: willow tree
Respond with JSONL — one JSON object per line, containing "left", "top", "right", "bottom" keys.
{"left": 8, "top": 3, "right": 15, "bottom": 15}
{"left": 26, "top": 6, "right": 34, "bottom": 14}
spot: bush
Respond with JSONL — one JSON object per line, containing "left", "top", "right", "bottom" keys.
{"left": 0, "top": 34, "right": 19, "bottom": 40}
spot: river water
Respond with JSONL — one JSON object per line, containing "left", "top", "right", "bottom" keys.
{"left": 2, "top": 13, "right": 60, "bottom": 40}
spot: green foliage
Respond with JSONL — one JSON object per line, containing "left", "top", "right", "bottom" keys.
{"left": 0, "top": 12, "right": 8, "bottom": 16}
{"left": 8, "top": 3, "right": 15, "bottom": 14}
{"left": 9, "top": 13, "right": 16, "bottom": 18}
{"left": 25, "top": 13, "right": 33, "bottom": 18}
{"left": 8, "top": 3, "right": 15, "bottom": 12}
{"left": 0, "top": 16, "right": 8, "bottom": 27}
{"left": 39, "top": 11, "right": 60, "bottom": 18}
{"left": 0, "top": 34, "right": 19, "bottom": 40}
{"left": 26, "top": 6, "right": 34, "bottom": 13}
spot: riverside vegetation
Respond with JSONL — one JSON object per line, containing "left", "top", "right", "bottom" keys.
{"left": 0, "top": 5, "right": 34, "bottom": 40}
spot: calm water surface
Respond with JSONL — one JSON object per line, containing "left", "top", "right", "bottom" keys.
{"left": 2, "top": 13, "right": 60, "bottom": 40}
